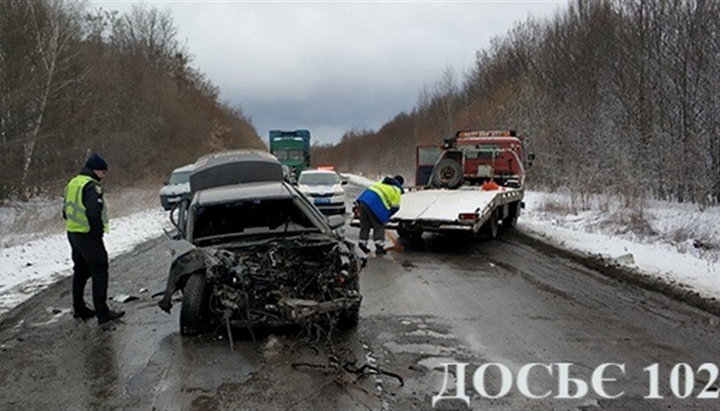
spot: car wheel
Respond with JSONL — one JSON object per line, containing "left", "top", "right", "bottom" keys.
{"left": 180, "top": 273, "right": 211, "bottom": 336}
{"left": 338, "top": 304, "right": 360, "bottom": 329}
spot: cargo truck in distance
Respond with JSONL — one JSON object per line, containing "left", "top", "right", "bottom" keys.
{"left": 269, "top": 129, "right": 311, "bottom": 180}
{"left": 389, "top": 130, "right": 534, "bottom": 240}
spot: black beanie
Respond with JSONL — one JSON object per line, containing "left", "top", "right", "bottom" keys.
{"left": 85, "top": 153, "right": 108, "bottom": 171}
{"left": 393, "top": 175, "right": 404, "bottom": 186}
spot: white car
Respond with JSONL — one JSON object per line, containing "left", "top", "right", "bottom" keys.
{"left": 298, "top": 170, "right": 347, "bottom": 215}
{"left": 159, "top": 163, "right": 195, "bottom": 210}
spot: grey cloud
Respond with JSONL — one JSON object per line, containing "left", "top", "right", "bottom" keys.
{"left": 94, "top": 1, "right": 563, "bottom": 144}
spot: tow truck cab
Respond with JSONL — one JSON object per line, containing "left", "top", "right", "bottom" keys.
{"left": 416, "top": 130, "right": 532, "bottom": 189}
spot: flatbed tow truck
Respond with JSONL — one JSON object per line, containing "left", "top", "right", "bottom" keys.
{"left": 354, "top": 130, "right": 533, "bottom": 240}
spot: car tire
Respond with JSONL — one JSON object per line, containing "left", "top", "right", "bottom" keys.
{"left": 338, "top": 304, "right": 360, "bottom": 329}
{"left": 430, "top": 159, "right": 463, "bottom": 189}
{"left": 180, "top": 273, "right": 211, "bottom": 336}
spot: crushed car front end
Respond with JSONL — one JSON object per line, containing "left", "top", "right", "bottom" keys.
{"left": 159, "top": 172, "right": 365, "bottom": 336}
{"left": 160, "top": 235, "right": 363, "bottom": 335}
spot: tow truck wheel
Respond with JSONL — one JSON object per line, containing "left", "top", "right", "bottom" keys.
{"left": 430, "top": 159, "right": 463, "bottom": 189}
{"left": 503, "top": 201, "right": 520, "bottom": 229}
{"left": 180, "top": 273, "right": 211, "bottom": 336}
{"left": 482, "top": 212, "right": 499, "bottom": 239}
{"left": 397, "top": 226, "right": 422, "bottom": 240}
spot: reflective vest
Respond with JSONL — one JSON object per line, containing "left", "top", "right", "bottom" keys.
{"left": 368, "top": 181, "right": 402, "bottom": 210}
{"left": 64, "top": 174, "right": 109, "bottom": 233}
{"left": 357, "top": 180, "right": 403, "bottom": 223}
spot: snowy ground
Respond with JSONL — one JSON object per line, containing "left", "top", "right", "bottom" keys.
{"left": 0, "top": 208, "right": 168, "bottom": 315}
{"left": 520, "top": 191, "right": 720, "bottom": 300}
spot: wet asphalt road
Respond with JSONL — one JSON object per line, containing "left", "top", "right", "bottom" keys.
{"left": 1, "top": 185, "right": 719, "bottom": 410}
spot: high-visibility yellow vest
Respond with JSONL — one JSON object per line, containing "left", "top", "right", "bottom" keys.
{"left": 368, "top": 181, "right": 402, "bottom": 210}
{"left": 64, "top": 174, "right": 109, "bottom": 233}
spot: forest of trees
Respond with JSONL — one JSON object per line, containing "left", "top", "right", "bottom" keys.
{"left": 313, "top": 0, "right": 720, "bottom": 207}
{"left": 0, "top": 0, "right": 262, "bottom": 201}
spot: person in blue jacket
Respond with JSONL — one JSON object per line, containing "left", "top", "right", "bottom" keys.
{"left": 356, "top": 175, "right": 404, "bottom": 255}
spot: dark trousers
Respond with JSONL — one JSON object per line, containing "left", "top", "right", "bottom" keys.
{"left": 358, "top": 202, "right": 385, "bottom": 243}
{"left": 68, "top": 232, "right": 110, "bottom": 316}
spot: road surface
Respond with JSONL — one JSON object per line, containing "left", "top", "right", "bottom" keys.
{"left": 1, "top": 185, "right": 718, "bottom": 410}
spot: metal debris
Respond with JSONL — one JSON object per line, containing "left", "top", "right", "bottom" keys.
{"left": 113, "top": 294, "right": 138, "bottom": 303}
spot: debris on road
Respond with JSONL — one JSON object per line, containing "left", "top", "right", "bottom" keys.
{"left": 113, "top": 294, "right": 139, "bottom": 303}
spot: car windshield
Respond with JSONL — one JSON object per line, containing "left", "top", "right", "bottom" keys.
{"left": 299, "top": 172, "right": 340, "bottom": 185}
{"left": 274, "top": 150, "right": 305, "bottom": 161}
{"left": 192, "top": 198, "right": 321, "bottom": 244}
{"left": 169, "top": 170, "right": 191, "bottom": 184}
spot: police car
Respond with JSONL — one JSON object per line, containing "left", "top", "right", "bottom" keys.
{"left": 297, "top": 168, "right": 347, "bottom": 215}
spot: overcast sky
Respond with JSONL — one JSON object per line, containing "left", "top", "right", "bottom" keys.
{"left": 94, "top": 1, "right": 565, "bottom": 145}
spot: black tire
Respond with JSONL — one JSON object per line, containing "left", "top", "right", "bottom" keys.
{"left": 430, "top": 159, "right": 463, "bottom": 189}
{"left": 502, "top": 202, "right": 520, "bottom": 229}
{"left": 180, "top": 273, "right": 211, "bottom": 336}
{"left": 338, "top": 304, "right": 360, "bottom": 329}
{"left": 397, "top": 226, "right": 422, "bottom": 240}
{"left": 481, "top": 212, "right": 499, "bottom": 240}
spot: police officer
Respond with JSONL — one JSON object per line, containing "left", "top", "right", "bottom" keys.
{"left": 356, "top": 175, "right": 404, "bottom": 255}
{"left": 63, "top": 154, "right": 124, "bottom": 325}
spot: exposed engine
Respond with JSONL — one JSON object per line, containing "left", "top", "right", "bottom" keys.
{"left": 203, "top": 238, "right": 363, "bottom": 326}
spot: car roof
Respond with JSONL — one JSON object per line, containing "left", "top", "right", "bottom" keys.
{"left": 195, "top": 149, "right": 276, "bottom": 164}
{"left": 194, "top": 181, "right": 294, "bottom": 206}
{"left": 172, "top": 163, "right": 196, "bottom": 173}
{"left": 300, "top": 169, "right": 337, "bottom": 175}
{"left": 190, "top": 150, "right": 284, "bottom": 192}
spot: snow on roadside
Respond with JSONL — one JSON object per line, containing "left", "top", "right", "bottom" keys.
{"left": 520, "top": 191, "right": 720, "bottom": 300}
{"left": 341, "top": 173, "right": 375, "bottom": 188}
{"left": 0, "top": 209, "right": 168, "bottom": 315}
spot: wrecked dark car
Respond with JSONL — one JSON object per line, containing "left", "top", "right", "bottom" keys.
{"left": 159, "top": 150, "right": 364, "bottom": 336}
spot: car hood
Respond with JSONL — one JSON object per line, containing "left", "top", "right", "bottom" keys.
{"left": 160, "top": 183, "right": 190, "bottom": 196}
{"left": 299, "top": 183, "right": 344, "bottom": 195}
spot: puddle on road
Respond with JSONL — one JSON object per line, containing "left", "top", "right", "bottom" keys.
{"left": 28, "top": 306, "right": 70, "bottom": 327}
{"left": 384, "top": 341, "right": 449, "bottom": 356}
{"left": 406, "top": 328, "right": 454, "bottom": 339}
{"left": 417, "top": 356, "right": 461, "bottom": 371}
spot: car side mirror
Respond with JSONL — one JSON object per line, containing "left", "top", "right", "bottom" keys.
{"left": 341, "top": 180, "right": 348, "bottom": 185}
{"left": 327, "top": 214, "right": 345, "bottom": 229}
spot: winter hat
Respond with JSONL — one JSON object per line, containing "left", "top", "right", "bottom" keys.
{"left": 85, "top": 153, "right": 108, "bottom": 171}
{"left": 393, "top": 175, "right": 404, "bottom": 186}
